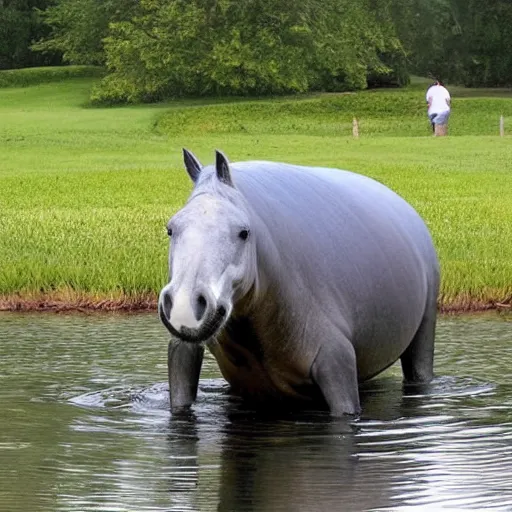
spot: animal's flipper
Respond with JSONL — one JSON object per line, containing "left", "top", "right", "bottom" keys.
{"left": 311, "top": 339, "right": 361, "bottom": 417}
{"left": 168, "top": 340, "right": 204, "bottom": 412}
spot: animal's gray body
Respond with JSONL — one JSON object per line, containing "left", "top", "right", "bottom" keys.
{"left": 159, "top": 150, "right": 439, "bottom": 416}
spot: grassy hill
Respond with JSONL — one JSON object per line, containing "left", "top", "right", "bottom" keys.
{"left": 157, "top": 78, "right": 512, "bottom": 138}
{"left": 1, "top": 67, "right": 511, "bottom": 311}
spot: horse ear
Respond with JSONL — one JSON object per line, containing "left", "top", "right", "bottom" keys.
{"left": 215, "top": 150, "right": 234, "bottom": 187}
{"left": 183, "top": 148, "right": 202, "bottom": 183}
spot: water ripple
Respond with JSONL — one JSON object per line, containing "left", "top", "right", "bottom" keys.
{"left": 1, "top": 312, "right": 512, "bottom": 511}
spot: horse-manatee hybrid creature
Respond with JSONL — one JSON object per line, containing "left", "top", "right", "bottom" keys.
{"left": 158, "top": 150, "right": 439, "bottom": 416}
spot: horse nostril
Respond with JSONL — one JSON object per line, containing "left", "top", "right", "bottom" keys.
{"left": 163, "top": 292, "right": 173, "bottom": 317}
{"left": 195, "top": 294, "right": 207, "bottom": 321}
{"left": 159, "top": 289, "right": 174, "bottom": 332}
{"left": 217, "top": 305, "right": 227, "bottom": 317}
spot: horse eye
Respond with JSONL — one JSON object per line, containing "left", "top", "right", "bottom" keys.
{"left": 167, "top": 227, "right": 173, "bottom": 237}
{"left": 239, "top": 229, "right": 250, "bottom": 241}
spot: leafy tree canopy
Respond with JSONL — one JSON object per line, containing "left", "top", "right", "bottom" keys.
{"left": 3, "top": 0, "right": 512, "bottom": 99}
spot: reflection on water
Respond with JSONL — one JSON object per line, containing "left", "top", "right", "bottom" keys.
{"left": 1, "top": 313, "right": 512, "bottom": 511}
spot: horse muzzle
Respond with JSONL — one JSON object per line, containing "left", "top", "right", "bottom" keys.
{"left": 158, "top": 285, "right": 229, "bottom": 343}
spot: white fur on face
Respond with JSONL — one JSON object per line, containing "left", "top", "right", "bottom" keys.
{"left": 210, "top": 263, "right": 243, "bottom": 300}
{"left": 169, "top": 287, "right": 201, "bottom": 330}
{"left": 167, "top": 227, "right": 206, "bottom": 331}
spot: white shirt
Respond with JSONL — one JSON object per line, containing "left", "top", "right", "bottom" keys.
{"left": 426, "top": 85, "right": 451, "bottom": 115}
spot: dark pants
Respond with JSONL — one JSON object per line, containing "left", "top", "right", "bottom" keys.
{"left": 429, "top": 113, "right": 437, "bottom": 133}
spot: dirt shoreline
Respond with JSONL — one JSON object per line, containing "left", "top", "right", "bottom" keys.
{"left": 0, "top": 293, "right": 158, "bottom": 313}
{"left": 0, "top": 295, "right": 510, "bottom": 315}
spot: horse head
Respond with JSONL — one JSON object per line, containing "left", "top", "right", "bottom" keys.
{"left": 158, "top": 150, "right": 257, "bottom": 343}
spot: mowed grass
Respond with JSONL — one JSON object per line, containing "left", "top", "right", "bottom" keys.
{"left": 1, "top": 67, "right": 512, "bottom": 310}
{"left": 157, "top": 82, "right": 512, "bottom": 139}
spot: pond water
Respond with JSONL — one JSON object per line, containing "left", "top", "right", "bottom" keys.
{"left": 1, "top": 313, "right": 512, "bottom": 511}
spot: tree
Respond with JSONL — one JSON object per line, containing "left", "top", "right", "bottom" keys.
{"left": 0, "top": 0, "right": 59, "bottom": 69}
{"left": 11, "top": 0, "right": 512, "bottom": 92}
{"left": 32, "top": 0, "right": 139, "bottom": 65}
{"left": 397, "top": 0, "right": 512, "bottom": 87}
{"left": 450, "top": 0, "right": 512, "bottom": 87}
{"left": 91, "top": 0, "right": 407, "bottom": 103}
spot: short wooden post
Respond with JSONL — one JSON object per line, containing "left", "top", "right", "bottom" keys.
{"left": 352, "top": 118, "right": 359, "bottom": 138}
{"left": 500, "top": 115, "right": 505, "bottom": 137}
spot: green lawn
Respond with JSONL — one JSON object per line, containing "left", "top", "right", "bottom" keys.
{"left": 1, "top": 67, "right": 511, "bottom": 310}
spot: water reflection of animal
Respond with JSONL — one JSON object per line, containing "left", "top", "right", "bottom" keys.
{"left": 163, "top": 409, "right": 394, "bottom": 512}
{"left": 158, "top": 150, "right": 439, "bottom": 416}
{"left": 216, "top": 415, "right": 387, "bottom": 512}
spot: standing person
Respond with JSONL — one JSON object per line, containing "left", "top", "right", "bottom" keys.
{"left": 426, "top": 80, "right": 451, "bottom": 136}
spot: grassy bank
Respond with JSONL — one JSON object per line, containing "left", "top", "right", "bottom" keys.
{"left": 1, "top": 68, "right": 512, "bottom": 311}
